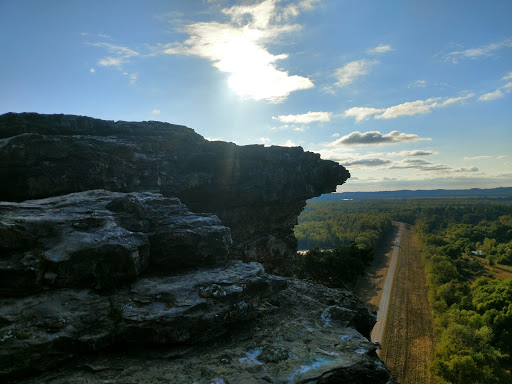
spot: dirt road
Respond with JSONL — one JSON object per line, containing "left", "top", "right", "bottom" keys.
{"left": 354, "top": 223, "right": 436, "bottom": 383}
{"left": 370, "top": 222, "right": 403, "bottom": 345}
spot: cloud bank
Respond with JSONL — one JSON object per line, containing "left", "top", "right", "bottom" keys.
{"left": 330, "top": 130, "right": 430, "bottom": 146}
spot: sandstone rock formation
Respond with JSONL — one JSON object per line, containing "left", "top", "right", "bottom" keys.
{"left": 0, "top": 113, "right": 397, "bottom": 383}
{"left": 0, "top": 112, "right": 349, "bottom": 275}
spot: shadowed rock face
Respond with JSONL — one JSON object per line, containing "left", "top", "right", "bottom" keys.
{"left": 0, "top": 192, "right": 398, "bottom": 383}
{"left": 0, "top": 113, "right": 397, "bottom": 383}
{"left": 0, "top": 112, "right": 349, "bottom": 275}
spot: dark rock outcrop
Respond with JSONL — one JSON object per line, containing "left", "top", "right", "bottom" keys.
{"left": 0, "top": 113, "right": 397, "bottom": 383}
{"left": 0, "top": 192, "right": 397, "bottom": 383}
{"left": 0, "top": 112, "right": 349, "bottom": 275}
{"left": 0, "top": 190, "right": 231, "bottom": 296}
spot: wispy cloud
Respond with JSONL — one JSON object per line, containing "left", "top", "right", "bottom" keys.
{"left": 160, "top": 0, "right": 317, "bottom": 102}
{"left": 478, "top": 71, "right": 512, "bottom": 101}
{"left": 367, "top": 44, "right": 394, "bottom": 54}
{"left": 389, "top": 150, "right": 437, "bottom": 157}
{"left": 390, "top": 158, "right": 451, "bottom": 172}
{"left": 272, "top": 111, "right": 332, "bottom": 124}
{"left": 344, "top": 157, "right": 391, "bottom": 167}
{"left": 454, "top": 167, "right": 479, "bottom": 173}
{"left": 122, "top": 72, "right": 137, "bottom": 84}
{"left": 344, "top": 94, "right": 474, "bottom": 122}
{"left": 332, "top": 59, "right": 374, "bottom": 88}
{"left": 151, "top": 109, "right": 160, "bottom": 115}
{"left": 87, "top": 42, "right": 140, "bottom": 67}
{"left": 479, "top": 90, "right": 504, "bottom": 101}
{"left": 329, "top": 130, "right": 430, "bottom": 146}
{"left": 443, "top": 37, "right": 512, "bottom": 63}
{"left": 464, "top": 155, "right": 508, "bottom": 160}
{"left": 408, "top": 80, "right": 427, "bottom": 88}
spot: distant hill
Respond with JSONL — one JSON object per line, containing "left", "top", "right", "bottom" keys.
{"left": 312, "top": 187, "right": 512, "bottom": 201}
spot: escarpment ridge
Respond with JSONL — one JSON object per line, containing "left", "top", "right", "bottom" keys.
{"left": 0, "top": 112, "right": 349, "bottom": 275}
{"left": 0, "top": 113, "right": 397, "bottom": 383}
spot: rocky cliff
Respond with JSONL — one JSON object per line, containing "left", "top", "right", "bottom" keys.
{"left": 0, "top": 112, "right": 349, "bottom": 275}
{"left": 0, "top": 113, "right": 397, "bottom": 383}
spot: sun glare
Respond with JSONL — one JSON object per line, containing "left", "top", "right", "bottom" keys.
{"left": 222, "top": 34, "right": 312, "bottom": 102}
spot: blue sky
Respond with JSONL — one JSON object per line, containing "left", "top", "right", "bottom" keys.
{"left": 1, "top": 0, "right": 511, "bottom": 192}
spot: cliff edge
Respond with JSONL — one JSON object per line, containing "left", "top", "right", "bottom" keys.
{"left": 0, "top": 112, "right": 349, "bottom": 275}
{"left": 0, "top": 113, "right": 397, "bottom": 383}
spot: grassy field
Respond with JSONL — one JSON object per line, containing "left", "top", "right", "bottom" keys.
{"left": 353, "top": 223, "right": 437, "bottom": 384}
{"left": 484, "top": 262, "right": 512, "bottom": 280}
{"left": 380, "top": 225, "right": 436, "bottom": 384}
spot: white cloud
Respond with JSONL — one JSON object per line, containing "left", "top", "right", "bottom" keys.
{"left": 122, "top": 72, "right": 137, "bottom": 84}
{"left": 454, "top": 167, "right": 479, "bottom": 173}
{"left": 88, "top": 42, "right": 139, "bottom": 58}
{"left": 259, "top": 137, "right": 271, "bottom": 144}
{"left": 344, "top": 94, "right": 474, "bottom": 121}
{"left": 89, "top": 68, "right": 96, "bottom": 73}
{"left": 272, "top": 111, "right": 332, "bottom": 124}
{"left": 98, "top": 57, "right": 123, "bottom": 67}
{"left": 440, "top": 94, "right": 474, "bottom": 106}
{"left": 389, "top": 150, "right": 437, "bottom": 157}
{"left": 161, "top": 0, "right": 317, "bottom": 102}
{"left": 464, "top": 155, "right": 507, "bottom": 161}
{"left": 330, "top": 130, "right": 430, "bottom": 146}
{"left": 479, "top": 90, "right": 504, "bottom": 101}
{"left": 88, "top": 42, "right": 140, "bottom": 68}
{"left": 390, "top": 158, "right": 451, "bottom": 172}
{"left": 444, "top": 38, "right": 512, "bottom": 63}
{"left": 409, "top": 80, "right": 427, "bottom": 88}
{"left": 151, "top": 109, "right": 160, "bottom": 115}
{"left": 368, "top": 44, "right": 393, "bottom": 54}
{"left": 333, "top": 59, "right": 374, "bottom": 88}
{"left": 503, "top": 72, "right": 512, "bottom": 81}
{"left": 344, "top": 157, "right": 391, "bottom": 168}
{"left": 343, "top": 107, "right": 384, "bottom": 122}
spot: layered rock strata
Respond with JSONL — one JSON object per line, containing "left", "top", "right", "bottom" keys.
{"left": 0, "top": 113, "right": 397, "bottom": 383}
{"left": 0, "top": 112, "right": 349, "bottom": 275}
{"left": 0, "top": 190, "right": 396, "bottom": 383}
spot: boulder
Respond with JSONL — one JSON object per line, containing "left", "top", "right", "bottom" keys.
{"left": 0, "top": 190, "right": 231, "bottom": 295}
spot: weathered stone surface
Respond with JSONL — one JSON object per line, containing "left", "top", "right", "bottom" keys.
{"left": 0, "top": 113, "right": 396, "bottom": 383}
{"left": 4, "top": 269, "right": 396, "bottom": 384}
{"left": 0, "top": 113, "right": 349, "bottom": 274}
{"left": 0, "top": 261, "right": 286, "bottom": 380}
{"left": 0, "top": 190, "right": 231, "bottom": 295}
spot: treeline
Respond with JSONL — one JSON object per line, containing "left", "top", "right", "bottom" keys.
{"left": 295, "top": 197, "right": 512, "bottom": 383}
{"left": 295, "top": 200, "right": 393, "bottom": 250}
{"left": 294, "top": 201, "right": 393, "bottom": 286}
{"left": 417, "top": 204, "right": 512, "bottom": 383}
{"left": 296, "top": 243, "right": 374, "bottom": 287}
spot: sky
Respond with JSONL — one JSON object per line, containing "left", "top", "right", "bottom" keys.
{"left": 1, "top": 0, "right": 511, "bottom": 192}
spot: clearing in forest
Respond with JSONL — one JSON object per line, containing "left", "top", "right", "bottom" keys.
{"left": 353, "top": 223, "right": 437, "bottom": 384}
